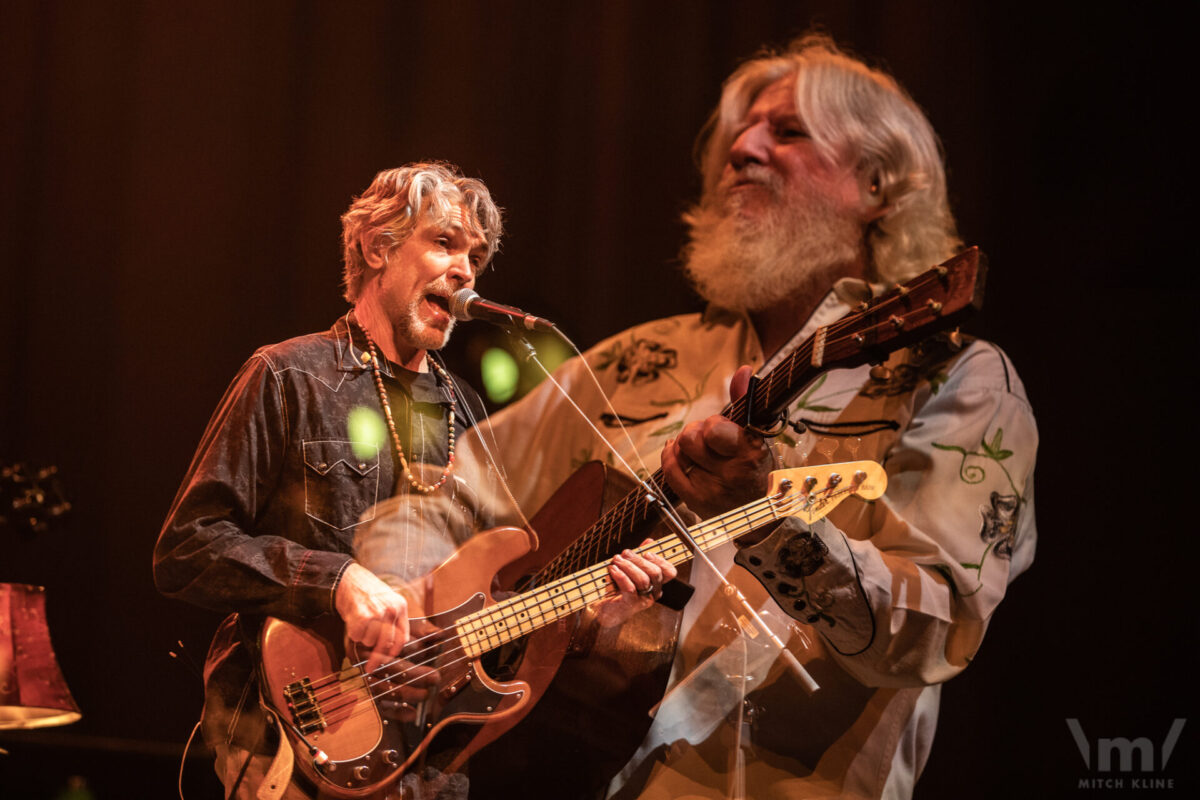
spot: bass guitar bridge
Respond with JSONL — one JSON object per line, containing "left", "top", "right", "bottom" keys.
{"left": 284, "top": 677, "right": 327, "bottom": 734}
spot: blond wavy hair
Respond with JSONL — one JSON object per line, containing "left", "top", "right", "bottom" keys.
{"left": 693, "top": 34, "right": 961, "bottom": 284}
{"left": 341, "top": 162, "right": 504, "bottom": 301}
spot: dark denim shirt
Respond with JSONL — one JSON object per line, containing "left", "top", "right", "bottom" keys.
{"left": 153, "top": 313, "right": 485, "bottom": 751}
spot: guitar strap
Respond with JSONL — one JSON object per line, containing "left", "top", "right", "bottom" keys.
{"left": 255, "top": 705, "right": 296, "bottom": 800}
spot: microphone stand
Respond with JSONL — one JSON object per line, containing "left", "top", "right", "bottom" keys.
{"left": 637, "top": 482, "right": 818, "bottom": 693}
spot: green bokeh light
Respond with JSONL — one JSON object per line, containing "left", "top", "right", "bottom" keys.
{"left": 481, "top": 347, "right": 520, "bottom": 403}
{"left": 535, "top": 335, "right": 573, "bottom": 375}
{"left": 347, "top": 405, "right": 387, "bottom": 460}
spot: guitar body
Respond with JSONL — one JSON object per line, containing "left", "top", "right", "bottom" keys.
{"left": 258, "top": 525, "right": 535, "bottom": 799}
{"left": 469, "top": 461, "right": 684, "bottom": 800}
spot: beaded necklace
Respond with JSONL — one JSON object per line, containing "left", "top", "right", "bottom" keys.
{"left": 361, "top": 332, "right": 457, "bottom": 495}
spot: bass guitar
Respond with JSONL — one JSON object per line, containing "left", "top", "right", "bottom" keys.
{"left": 259, "top": 461, "right": 886, "bottom": 798}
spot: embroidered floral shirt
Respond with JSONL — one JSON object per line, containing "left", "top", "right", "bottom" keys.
{"left": 475, "top": 290, "right": 1038, "bottom": 800}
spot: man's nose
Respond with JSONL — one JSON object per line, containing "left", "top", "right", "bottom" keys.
{"left": 447, "top": 253, "right": 475, "bottom": 285}
{"left": 728, "top": 121, "right": 772, "bottom": 169}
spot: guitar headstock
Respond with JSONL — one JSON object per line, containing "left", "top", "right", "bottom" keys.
{"left": 736, "top": 247, "right": 985, "bottom": 427}
{"left": 767, "top": 460, "right": 887, "bottom": 525}
{"left": 815, "top": 247, "right": 985, "bottom": 369}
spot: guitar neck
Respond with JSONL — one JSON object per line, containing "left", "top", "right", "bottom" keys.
{"left": 534, "top": 248, "right": 983, "bottom": 584}
{"left": 455, "top": 495, "right": 781, "bottom": 658}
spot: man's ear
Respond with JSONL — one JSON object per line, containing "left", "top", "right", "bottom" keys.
{"left": 360, "top": 229, "right": 389, "bottom": 271}
{"left": 856, "top": 172, "right": 890, "bottom": 223}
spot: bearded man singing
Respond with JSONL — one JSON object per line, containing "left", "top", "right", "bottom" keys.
{"left": 475, "top": 34, "right": 1038, "bottom": 800}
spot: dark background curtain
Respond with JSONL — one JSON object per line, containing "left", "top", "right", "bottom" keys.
{"left": 2, "top": 1, "right": 1194, "bottom": 797}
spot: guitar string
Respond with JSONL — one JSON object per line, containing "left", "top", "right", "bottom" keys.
{"left": 300, "top": 494, "right": 787, "bottom": 713}
{"left": 296, "top": 493, "right": 800, "bottom": 725}
{"left": 504, "top": 295, "right": 925, "bottom": 586}
{"left": 532, "top": 330, "right": 819, "bottom": 583}
{"left": 525, "top": 298, "right": 913, "bottom": 584}
{"left": 525, "top": 270, "right": 952, "bottom": 584}
{"left": 302, "top": 511, "right": 769, "bottom": 724}
{"left": 303, "top": 476, "right": 874, "bottom": 727}
{"left": 311, "top": 500, "right": 787, "bottom": 727}
{"left": 521, "top": 288, "right": 918, "bottom": 581}
{"left": 292, "top": 494, "right": 777, "bottom": 705}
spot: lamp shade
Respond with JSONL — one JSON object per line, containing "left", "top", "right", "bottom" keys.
{"left": 0, "top": 583, "right": 82, "bottom": 729}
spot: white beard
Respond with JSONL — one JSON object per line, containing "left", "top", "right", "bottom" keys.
{"left": 682, "top": 171, "right": 863, "bottom": 312}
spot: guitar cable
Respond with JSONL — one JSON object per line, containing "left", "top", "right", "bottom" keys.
{"left": 176, "top": 719, "right": 202, "bottom": 800}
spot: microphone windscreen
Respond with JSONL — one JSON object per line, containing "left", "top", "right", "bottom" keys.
{"left": 450, "top": 288, "right": 480, "bottom": 321}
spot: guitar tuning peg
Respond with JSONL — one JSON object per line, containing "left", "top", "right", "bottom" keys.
{"left": 825, "top": 473, "right": 842, "bottom": 490}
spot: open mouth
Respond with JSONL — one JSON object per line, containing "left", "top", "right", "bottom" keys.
{"left": 424, "top": 293, "right": 451, "bottom": 319}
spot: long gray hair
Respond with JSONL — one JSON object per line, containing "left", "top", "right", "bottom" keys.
{"left": 693, "top": 34, "right": 961, "bottom": 284}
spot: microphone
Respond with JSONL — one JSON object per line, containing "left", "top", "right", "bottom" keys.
{"left": 450, "top": 289, "right": 557, "bottom": 333}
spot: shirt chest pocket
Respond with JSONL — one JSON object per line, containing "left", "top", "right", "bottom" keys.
{"left": 302, "top": 440, "right": 381, "bottom": 531}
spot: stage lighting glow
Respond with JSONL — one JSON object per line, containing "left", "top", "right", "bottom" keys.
{"left": 481, "top": 347, "right": 520, "bottom": 403}
{"left": 535, "top": 335, "right": 572, "bottom": 374}
{"left": 347, "top": 406, "right": 387, "bottom": 460}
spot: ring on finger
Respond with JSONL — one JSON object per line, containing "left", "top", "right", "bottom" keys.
{"left": 636, "top": 586, "right": 653, "bottom": 597}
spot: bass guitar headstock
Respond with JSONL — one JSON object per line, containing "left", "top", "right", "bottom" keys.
{"left": 766, "top": 460, "right": 887, "bottom": 525}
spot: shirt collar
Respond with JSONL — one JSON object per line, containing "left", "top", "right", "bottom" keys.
{"left": 334, "top": 312, "right": 382, "bottom": 375}
{"left": 333, "top": 311, "right": 454, "bottom": 403}
{"left": 702, "top": 278, "right": 885, "bottom": 374}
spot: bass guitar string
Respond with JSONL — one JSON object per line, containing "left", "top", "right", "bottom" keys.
{"left": 303, "top": 493, "right": 787, "bottom": 715}
{"left": 300, "top": 490, "right": 784, "bottom": 707}
{"left": 316, "top": 499, "right": 787, "bottom": 727}
{"left": 313, "top": 471, "right": 893, "bottom": 725}
{"left": 296, "top": 490, "right": 802, "bottom": 726}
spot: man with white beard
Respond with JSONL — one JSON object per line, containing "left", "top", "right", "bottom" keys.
{"left": 471, "top": 34, "right": 1038, "bottom": 800}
